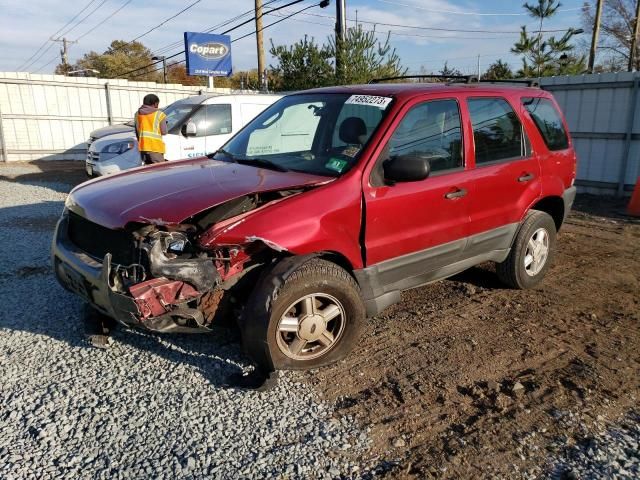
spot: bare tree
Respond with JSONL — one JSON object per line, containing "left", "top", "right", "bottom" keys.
{"left": 582, "top": 0, "right": 638, "bottom": 71}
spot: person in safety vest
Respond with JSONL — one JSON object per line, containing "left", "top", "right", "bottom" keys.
{"left": 135, "top": 94, "right": 168, "bottom": 164}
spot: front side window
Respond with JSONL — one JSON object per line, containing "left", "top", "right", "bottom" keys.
{"left": 215, "top": 93, "right": 392, "bottom": 177}
{"left": 189, "top": 104, "right": 232, "bottom": 137}
{"left": 386, "top": 99, "right": 463, "bottom": 174}
{"left": 468, "top": 97, "right": 528, "bottom": 164}
{"left": 164, "top": 102, "right": 198, "bottom": 132}
{"left": 522, "top": 97, "right": 569, "bottom": 151}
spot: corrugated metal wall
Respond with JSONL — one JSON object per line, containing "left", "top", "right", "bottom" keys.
{"left": 541, "top": 72, "right": 640, "bottom": 196}
{"left": 0, "top": 72, "right": 230, "bottom": 162}
{"left": 1, "top": 72, "right": 638, "bottom": 195}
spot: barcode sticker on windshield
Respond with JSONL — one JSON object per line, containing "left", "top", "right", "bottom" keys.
{"left": 345, "top": 95, "right": 393, "bottom": 109}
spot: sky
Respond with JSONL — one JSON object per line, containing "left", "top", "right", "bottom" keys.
{"left": 0, "top": 0, "right": 588, "bottom": 76}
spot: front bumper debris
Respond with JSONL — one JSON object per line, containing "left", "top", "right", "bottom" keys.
{"left": 52, "top": 213, "right": 216, "bottom": 333}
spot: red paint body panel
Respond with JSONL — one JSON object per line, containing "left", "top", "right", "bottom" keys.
{"left": 68, "top": 158, "right": 329, "bottom": 229}
{"left": 129, "top": 277, "right": 200, "bottom": 319}
{"left": 201, "top": 174, "right": 365, "bottom": 269}
{"left": 67, "top": 83, "right": 576, "bottom": 274}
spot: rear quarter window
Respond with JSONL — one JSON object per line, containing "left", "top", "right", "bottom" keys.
{"left": 522, "top": 97, "right": 569, "bottom": 151}
{"left": 467, "top": 97, "right": 529, "bottom": 164}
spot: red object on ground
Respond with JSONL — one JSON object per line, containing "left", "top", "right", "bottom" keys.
{"left": 627, "top": 177, "right": 640, "bottom": 217}
{"left": 129, "top": 278, "right": 200, "bottom": 319}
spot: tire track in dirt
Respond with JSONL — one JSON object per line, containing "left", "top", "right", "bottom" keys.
{"left": 300, "top": 203, "right": 640, "bottom": 478}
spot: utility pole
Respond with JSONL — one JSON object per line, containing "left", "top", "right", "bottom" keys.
{"left": 477, "top": 54, "right": 481, "bottom": 79}
{"left": 152, "top": 56, "right": 167, "bottom": 83}
{"left": 335, "top": 0, "right": 347, "bottom": 82}
{"left": 51, "top": 37, "right": 77, "bottom": 74}
{"left": 255, "top": 0, "right": 266, "bottom": 91}
{"left": 588, "top": 0, "right": 604, "bottom": 73}
{"left": 629, "top": 0, "right": 640, "bottom": 71}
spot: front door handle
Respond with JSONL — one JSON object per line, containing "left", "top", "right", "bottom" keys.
{"left": 518, "top": 172, "right": 535, "bottom": 182}
{"left": 444, "top": 188, "right": 468, "bottom": 199}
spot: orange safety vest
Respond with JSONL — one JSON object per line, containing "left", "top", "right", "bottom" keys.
{"left": 136, "top": 110, "right": 167, "bottom": 153}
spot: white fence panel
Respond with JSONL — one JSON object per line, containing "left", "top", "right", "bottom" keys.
{"left": 0, "top": 72, "right": 230, "bottom": 162}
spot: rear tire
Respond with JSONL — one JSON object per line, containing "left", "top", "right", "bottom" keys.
{"left": 240, "top": 258, "right": 364, "bottom": 371}
{"left": 496, "top": 210, "right": 556, "bottom": 289}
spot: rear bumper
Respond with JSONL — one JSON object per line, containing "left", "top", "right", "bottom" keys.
{"left": 51, "top": 212, "right": 140, "bottom": 324}
{"left": 562, "top": 186, "right": 577, "bottom": 222}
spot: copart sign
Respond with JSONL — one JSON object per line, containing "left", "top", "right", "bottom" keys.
{"left": 184, "top": 32, "right": 232, "bottom": 77}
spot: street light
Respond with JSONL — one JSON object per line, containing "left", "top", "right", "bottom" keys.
{"left": 152, "top": 56, "right": 167, "bottom": 84}
{"left": 68, "top": 69, "right": 100, "bottom": 77}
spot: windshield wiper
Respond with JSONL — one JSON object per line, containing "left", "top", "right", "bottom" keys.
{"left": 234, "top": 157, "right": 290, "bottom": 172}
{"left": 211, "top": 148, "right": 236, "bottom": 161}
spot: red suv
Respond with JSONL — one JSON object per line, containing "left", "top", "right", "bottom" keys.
{"left": 53, "top": 79, "right": 577, "bottom": 371}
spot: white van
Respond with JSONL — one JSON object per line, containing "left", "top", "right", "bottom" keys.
{"left": 86, "top": 93, "right": 282, "bottom": 176}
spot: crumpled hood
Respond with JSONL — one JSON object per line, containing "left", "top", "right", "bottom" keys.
{"left": 67, "top": 158, "right": 330, "bottom": 229}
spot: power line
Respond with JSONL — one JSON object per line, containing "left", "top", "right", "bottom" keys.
{"left": 292, "top": 10, "right": 576, "bottom": 34}
{"left": 58, "top": 0, "right": 110, "bottom": 37}
{"left": 264, "top": 12, "right": 522, "bottom": 70}
{"left": 75, "top": 0, "right": 135, "bottom": 42}
{"left": 268, "top": 10, "right": 525, "bottom": 40}
{"left": 28, "top": 0, "right": 109, "bottom": 72}
{"left": 40, "top": 0, "right": 208, "bottom": 76}
{"left": 128, "top": 0, "right": 203, "bottom": 45}
{"left": 128, "top": 0, "right": 327, "bottom": 80}
{"left": 234, "top": 2, "right": 321, "bottom": 42}
{"left": 376, "top": 0, "right": 583, "bottom": 16}
{"left": 150, "top": 7, "right": 262, "bottom": 57}
{"left": 98, "top": 0, "right": 204, "bottom": 61}
{"left": 116, "top": 0, "right": 308, "bottom": 79}
{"left": 151, "top": 0, "right": 284, "bottom": 57}
{"left": 17, "top": 0, "right": 98, "bottom": 70}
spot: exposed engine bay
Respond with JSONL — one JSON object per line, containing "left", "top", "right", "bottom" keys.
{"left": 103, "top": 191, "right": 303, "bottom": 333}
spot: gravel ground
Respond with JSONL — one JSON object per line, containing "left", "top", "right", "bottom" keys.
{"left": 0, "top": 167, "right": 375, "bottom": 479}
{"left": 1, "top": 164, "right": 638, "bottom": 479}
{"left": 547, "top": 412, "right": 640, "bottom": 480}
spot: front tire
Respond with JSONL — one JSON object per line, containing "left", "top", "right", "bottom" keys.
{"left": 496, "top": 210, "right": 557, "bottom": 289}
{"left": 240, "top": 258, "right": 365, "bottom": 371}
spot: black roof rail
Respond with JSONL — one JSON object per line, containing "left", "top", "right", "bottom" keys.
{"left": 369, "top": 74, "right": 478, "bottom": 84}
{"left": 477, "top": 79, "right": 540, "bottom": 88}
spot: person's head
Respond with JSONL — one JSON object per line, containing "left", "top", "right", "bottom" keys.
{"left": 143, "top": 94, "right": 160, "bottom": 108}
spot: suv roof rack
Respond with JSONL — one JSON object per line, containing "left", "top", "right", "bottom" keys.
{"left": 478, "top": 79, "right": 540, "bottom": 88}
{"left": 369, "top": 75, "right": 540, "bottom": 88}
{"left": 369, "top": 74, "right": 477, "bottom": 84}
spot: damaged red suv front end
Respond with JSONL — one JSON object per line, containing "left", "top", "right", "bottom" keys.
{"left": 53, "top": 157, "right": 334, "bottom": 333}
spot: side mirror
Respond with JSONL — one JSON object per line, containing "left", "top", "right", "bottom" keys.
{"left": 182, "top": 122, "right": 197, "bottom": 137}
{"left": 383, "top": 154, "right": 431, "bottom": 183}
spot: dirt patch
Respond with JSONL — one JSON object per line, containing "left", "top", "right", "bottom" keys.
{"left": 300, "top": 200, "right": 640, "bottom": 478}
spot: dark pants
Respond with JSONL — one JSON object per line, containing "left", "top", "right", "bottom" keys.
{"left": 141, "top": 151, "right": 165, "bottom": 164}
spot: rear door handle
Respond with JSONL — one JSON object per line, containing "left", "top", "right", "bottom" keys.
{"left": 518, "top": 173, "right": 535, "bottom": 182}
{"left": 444, "top": 188, "right": 467, "bottom": 199}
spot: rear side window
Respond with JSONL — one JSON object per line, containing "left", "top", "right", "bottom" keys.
{"left": 522, "top": 97, "right": 569, "bottom": 151}
{"left": 468, "top": 98, "right": 528, "bottom": 164}
{"left": 190, "top": 104, "right": 232, "bottom": 137}
{"left": 387, "top": 99, "right": 463, "bottom": 173}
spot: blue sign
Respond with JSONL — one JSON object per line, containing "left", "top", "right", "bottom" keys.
{"left": 184, "top": 32, "right": 232, "bottom": 77}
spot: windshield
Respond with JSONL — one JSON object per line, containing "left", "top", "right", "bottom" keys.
{"left": 164, "top": 102, "right": 198, "bottom": 131}
{"left": 214, "top": 93, "right": 392, "bottom": 177}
